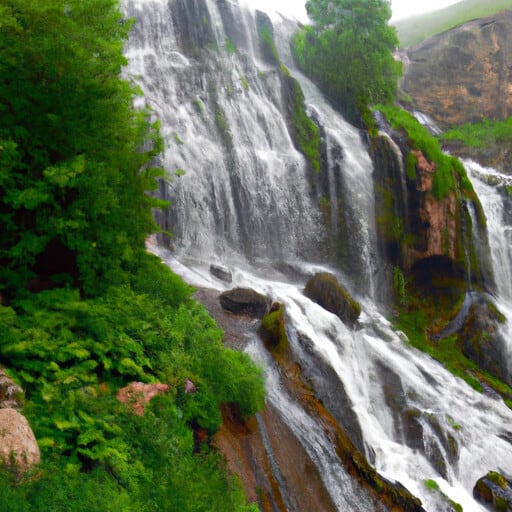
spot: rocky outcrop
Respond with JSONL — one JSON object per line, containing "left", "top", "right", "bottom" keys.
{"left": 304, "top": 272, "right": 361, "bottom": 326}
{"left": 258, "top": 308, "right": 425, "bottom": 512}
{"left": 0, "top": 408, "right": 40, "bottom": 473}
{"left": 401, "top": 10, "right": 512, "bottom": 173}
{"left": 0, "top": 368, "right": 23, "bottom": 409}
{"left": 402, "top": 11, "right": 512, "bottom": 127}
{"left": 117, "top": 382, "right": 170, "bottom": 416}
{"left": 371, "top": 123, "right": 464, "bottom": 288}
{"left": 404, "top": 189, "right": 459, "bottom": 273}
{"left": 219, "top": 287, "right": 270, "bottom": 319}
{"left": 474, "top": 471, "right": 512, "bottom": 511}
{"left": 405, "top": 150, "right": 460, "bottom": 276}
{"left": 458, "top": 299, "right": 510, "bottom": 386}
{"left": 213, "top": 403, "right": 339, "bottom": 512}
{"left": 258, "top": 303, "right": 288, "bottom": 351}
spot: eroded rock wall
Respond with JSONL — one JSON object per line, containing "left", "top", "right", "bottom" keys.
{"left": 401, "top": 10, "right": 512, "bottom": 173}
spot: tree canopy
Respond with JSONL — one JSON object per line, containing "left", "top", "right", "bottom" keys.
{"left": 0, "top": 0, "right": 164, "bottom": 298}
{"left": 293, "top": 0, "right": 402, "bottom": 123}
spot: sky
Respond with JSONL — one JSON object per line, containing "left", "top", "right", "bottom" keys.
{"left": 243, "top": 0, "right": 462, "bottom": 22}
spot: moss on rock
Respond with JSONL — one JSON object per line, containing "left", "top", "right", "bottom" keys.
{"left": 304, "top": 272, "right": 361, "bottom": 327}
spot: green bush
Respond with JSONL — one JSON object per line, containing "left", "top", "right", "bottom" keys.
{"left": 0, "top": 258, "right": 264, "bottom": 510}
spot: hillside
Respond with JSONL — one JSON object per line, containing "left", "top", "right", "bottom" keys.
{"left": 393, "top": 0, "right": 512, "bottom": 47}
{"left": 400, "top": 8, "right": 512, "bottom": 172}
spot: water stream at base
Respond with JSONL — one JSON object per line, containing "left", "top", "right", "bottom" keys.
{"left": 123, "top": 1, "right": 512, "bottom": 509}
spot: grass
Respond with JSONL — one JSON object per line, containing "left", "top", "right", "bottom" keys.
{"left": 392, "top": 289, "right": 512, "bottom": 407}
{"left": 440, "top": 116, "right": 512, "bottom": 149}
{"left": 393, "top": 0, "right": 512, "bottom": 48}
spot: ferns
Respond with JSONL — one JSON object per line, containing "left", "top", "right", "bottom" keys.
{"left": 0, "top": 254, "right": 265, "bottom": 510}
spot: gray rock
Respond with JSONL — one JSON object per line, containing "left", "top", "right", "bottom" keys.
{"left": 0, "top": 408, "right": 40, "bottom": 473}
{"left": 219, "top": 287, "right": 270, "bottom": 318}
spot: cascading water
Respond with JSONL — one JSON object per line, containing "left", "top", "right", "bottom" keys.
{"left": 123, "top": 1, "right": 512, "bottom": 510}
{"left": 464, "top": 158, "right": 512, "bottom": 384}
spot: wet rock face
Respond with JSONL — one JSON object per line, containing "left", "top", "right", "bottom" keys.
{"left": 404, "top": 149, "right": 459, "bottom": 273}
{"left": 459, "top": 300, "right": 511, "bottom": 386}
{"left": 219, "top": 287, "right": 270, "bottom": 318}
{"left": 0, "top": 408, "right": 40, "bottom": 473}
{"left": 303, "top": 272, "right": 361, "bottom": 327}
{"left": 474, "top": 471, "right": 512, "bottom": 511}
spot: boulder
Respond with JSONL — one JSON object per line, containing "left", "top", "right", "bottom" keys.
{"left": 474, "top": 471, "right": 512, "bottom": 511}
{"left": 303, "top": 272, "right": 361, "bottom": 326}
{"left": 209, "top": 264, "right": 232, "bottom": 283}
{"left": 0, "top": 368, "right": 23, "bottom": 409}
{"left": 259, "top": 303, "right": 288, "bottom": 351}
{"left": 219, "top": 287, "right": 270, "bottom": 318}
{"left": 459, "top": 299, "right": 510, "bottom": 386}
{"left": 117, "top": 382, "right": 169, "bottom": 416}
{"left": 0, "top": 408, "right": 40, "bottom": 473}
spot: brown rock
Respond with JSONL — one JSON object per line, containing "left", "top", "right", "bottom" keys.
{"left": 402, "top": 12, "right": 512, "bottom": 128}
{"left": 412, "top": 149, "right": 436, "bottom": 192}
{"left": 401, "top": 11, "right": 512, "bottom": 173}
{"left": 0, "top": 408, "right": 40, "bottom": 473}
{"left": 404, "top": 190, "right": 458, "bottom": 271}
{"left": 117, "top": 382, "right": 169, "bottom": 416}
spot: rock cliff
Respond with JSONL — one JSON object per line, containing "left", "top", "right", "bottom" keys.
{"left": 401, "top": 9, "right": 512, "bottom": 172}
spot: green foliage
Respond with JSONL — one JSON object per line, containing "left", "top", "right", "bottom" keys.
{"left": 0, "top": 404, "right": 260, "bottom": 511}
{"left": 214, "top": 108, "right": 233, "bottom": 149}
{"left": 0, "top": 255, "right": 264, "bottom": 509}
{"left": 375, "top": 105, "right": 474, "bottom": 199}
{"left": 440, "top": 116, "right": 512, "bottom": 149}
{"left": 0, "top": 0, "right": 165, "bottom": 298}
{"left": 392, "top": 300, "right": 512, "bottom": 407}
{"left": 258, "top": 26, "right": 280, "bottom": 65}
{"left": 0, "top": 1, "right": 265, "bottom": 510}
{"left": 423, "top": 479, "right": 440, "bottom": 491}
{"left": 257, "top": 26, "right": 321, "bottom": 172}
{"left": 393, "top": 266, "right": 408, "bottom": 307}
{"left": 394, "top": 0, "right": 512, "bottom": 48}
{"left": 292, "top": 81, "right": 322, "bottom": 173}
{"left": 293, "top": 0, "right": 402, "bottom": 123}
{"left": 240, "top": 76, "right": 250, "bottom": 90}
{"left": 225, "top": 38, "right": 237, "bottom": 55}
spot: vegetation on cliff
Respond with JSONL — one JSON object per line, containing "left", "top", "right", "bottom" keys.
{"left": 393, "top": 0, "right": 512, "bottom": 48}
{"left": 258, "top": 25, "right": 321, "bottom": 172}
{"left": 440, "top": 116, "right": 512, "bottom": 150}
{"left": 0, "top": 0, "right": 264, "bottom": 509}
{"left": 292, "top": 0, "right": 402, "bottom": 123}
{"left": 375, "top": 104, "right": 473, "bottom": 199}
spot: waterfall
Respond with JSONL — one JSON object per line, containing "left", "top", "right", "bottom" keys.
{"left": 124, "top": 0, "right": 325, "bottom": 269}
{"left": 465, "top": 158, "right": 512, "bottom": 381}
{"left": 465, "top": 159, "right": 512, "bottom": 302}
{"left": 123, "top": 1, "right": 512, "bottom": 511}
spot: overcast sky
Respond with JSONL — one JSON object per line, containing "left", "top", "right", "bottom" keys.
{"left": 243, "top": 0, "right": 462, "bottom": 22}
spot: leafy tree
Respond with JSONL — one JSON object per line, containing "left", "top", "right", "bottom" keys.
{"left": 293, "top": 0, "right": 402, "bottom": 123}
{"left": 0, "top": 0, "right": 165, "bottom": 298}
